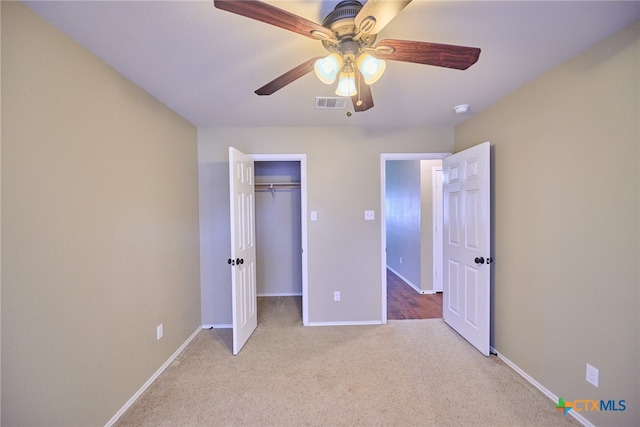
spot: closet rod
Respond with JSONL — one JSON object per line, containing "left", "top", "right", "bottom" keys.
{"left": 255, "top": 182, "right": 301, "bottom": 188}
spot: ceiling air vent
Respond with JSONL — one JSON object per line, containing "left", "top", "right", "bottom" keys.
{"left": 315, "top": 97, "right": 348, "bottom": 110}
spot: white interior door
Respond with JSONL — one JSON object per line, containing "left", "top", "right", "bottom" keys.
{"left": 229, "top": 147, "right": 257, "bottom": 355}
{"left": 443, "top": 142, "right": 491, "bottom": 356}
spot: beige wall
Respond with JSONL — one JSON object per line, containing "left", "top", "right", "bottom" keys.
{"left": 455, "top": 20, "right": 639, "bottom": 427}
{"left": 198, "top": 127, "right": 453, "bottom": 325}
{"left": 1, "top": 3, "right": 201, "bottom": 425}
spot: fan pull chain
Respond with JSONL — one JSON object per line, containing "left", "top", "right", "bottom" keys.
{"left": 356, "top": 68, "right": 363, "bottom": 107}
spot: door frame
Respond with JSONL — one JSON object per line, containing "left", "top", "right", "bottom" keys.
{"left": 432, "top": 167, "right": 444, "bottom": 292}
{"left": 251, "top": 153, "right": 309, "bottom": 325}
{"left": 380, "top": 153, "right": 450, "bottom": 324}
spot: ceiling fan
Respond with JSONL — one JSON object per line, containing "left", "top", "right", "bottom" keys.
{"left": 214, "top": 0, "right": 481, "bottom": 112}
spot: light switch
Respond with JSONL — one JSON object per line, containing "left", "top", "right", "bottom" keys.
{"left": 365, "top": 210, "right": 375, "bottom": 220}
{"left": 310, "top": 211, "right": 318, "bottom": 221}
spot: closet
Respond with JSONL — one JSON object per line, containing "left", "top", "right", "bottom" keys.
{"left": 254, "top": 161, "right": 302, "bottom": 296}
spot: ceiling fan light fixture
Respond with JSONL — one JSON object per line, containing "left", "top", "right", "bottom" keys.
{"left": 214, "top": 0, "right": 482, "bottom": 112}
{"left": 314, "top": 53, "right": 343, "bottom": 84}
{"left": 356, "top": 53, "right": 386, "bottom": 85}
{"left": 335, "top": 70, "right": 357, "bottom": 97}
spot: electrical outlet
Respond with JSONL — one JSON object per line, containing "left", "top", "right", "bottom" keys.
{"left": 586, "top": 363, "right": 599, "bottom": 387}
{"left": 334, "top": 291, "right": 341, "bottom": 302}
{"left": 157, "top": 324, "right": 163, "bottom": 340}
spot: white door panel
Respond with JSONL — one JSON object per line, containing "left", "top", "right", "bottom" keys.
{"left": 443, "top": 142, "right": 491, "bottom": 356}
{"left": 229, "top": 147, "right": 257, "bottom": 355}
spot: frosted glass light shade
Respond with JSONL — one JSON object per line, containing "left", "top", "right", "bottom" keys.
{"left": 314, "top": 53, "right": 343, "bottom": 84}
{"left": 356, "top": 53, "right": 386, "bottom": 85}
{"left": 335, "top": 71, "right": 357, "bottom": 96}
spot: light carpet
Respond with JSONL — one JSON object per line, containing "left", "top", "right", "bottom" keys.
{"left": 114, "top": 297, "right": 577, "bottom": 426}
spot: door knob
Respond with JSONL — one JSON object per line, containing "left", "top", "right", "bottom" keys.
{"left": 227, "top": 258, "right": 235, "bottom": 266}
{"left": 474, "top": 257, "right": 485, "bottom": 264}
{"left": 236, "top": 258, "right": 244, "bottom": 265}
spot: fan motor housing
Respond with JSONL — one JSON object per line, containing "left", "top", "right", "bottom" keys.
{"left": 321, "top": 0, "right": 376, "bottom": 52}
{"left": 322, "top": 1, "right": 362, "bottom": 29}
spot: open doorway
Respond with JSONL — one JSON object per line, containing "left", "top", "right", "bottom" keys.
{"left": 251, "top": 154, "right": 309, "bottom": 325}
{"left": 254, "top": 161, "right": 302, "bottom": 296}
{"left": 380, "top": 154, "right": 448, "bottom": 322}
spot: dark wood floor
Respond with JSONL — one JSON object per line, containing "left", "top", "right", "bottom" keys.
{"left": 387, "top": 269, "right": 443, "bottom": 320}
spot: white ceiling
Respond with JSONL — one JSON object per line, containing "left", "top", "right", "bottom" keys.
{"left": 23, "top": 1, "right": 640, "bottom": 128}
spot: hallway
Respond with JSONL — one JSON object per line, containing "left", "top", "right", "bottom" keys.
{"left": 387, "top": 269, "right": 442, "bottom": 320}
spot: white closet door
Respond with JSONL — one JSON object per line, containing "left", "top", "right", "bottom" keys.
{"left": 229, "top": 147, "right": 257, "bottom": 355}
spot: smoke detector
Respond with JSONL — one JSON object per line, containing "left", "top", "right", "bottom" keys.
{"left": 454, "top": 104, "right": 470, "bottom": 114}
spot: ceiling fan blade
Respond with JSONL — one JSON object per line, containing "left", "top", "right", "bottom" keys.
{"left": 355, "top": 0, "right": 411, "bottom": 36}
{"left": 214, "top": 0, "right": 334, "bottom": 40}
{"left": 352, "top": 69, "right": 374, "bottom": 112}
{"left": 255, "top": 57, "right": 323, "bottom": 96}
{"left": 374, "top": 39, "right": 481, "bottom": 70}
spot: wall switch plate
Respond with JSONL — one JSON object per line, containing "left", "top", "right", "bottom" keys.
{"left": 157, "top": 324, "right": 163, "bottom": 340}
{"left": 334, "top": 291, "right": 340, "bottom": 301}
{"left": 310, "top": 211, "right": 318, "bottom": 221}
{"left": 364, "top": 210, "right": 375, "bottom": 220}
{"left": 586, "top": 363, "right": 599, "bottom": 387}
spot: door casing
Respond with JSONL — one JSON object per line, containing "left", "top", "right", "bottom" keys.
{"left": 432, "top": 167, "right": 444, "bottom": 293}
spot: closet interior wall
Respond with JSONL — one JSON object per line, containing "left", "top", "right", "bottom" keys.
{"left": 254, "top": 161, "right": 302, "bottom": 296}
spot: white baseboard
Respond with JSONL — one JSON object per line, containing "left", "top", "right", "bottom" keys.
{"left": 491, "top": 347, "right": 594, "bottom": 427}
{"left": 387, "top": 266, "right": 433, "bottom": 294}
{"left": 307, "top": 320, "right": 383, "bottom": 326}
{"left": 105, "top": 326, "right": 201, "bottom": 427}
{"left": 202, "top": 323, "right": 232, "bottom": 329}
